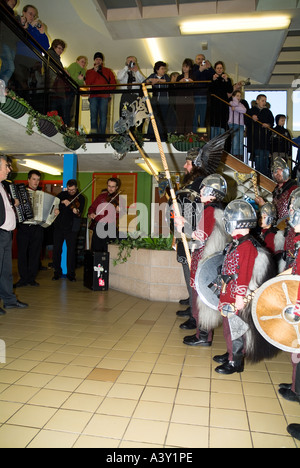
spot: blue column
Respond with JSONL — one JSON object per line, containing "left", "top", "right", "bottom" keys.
{"left": 61, "top": 153, "right": 77, "bottom": 275}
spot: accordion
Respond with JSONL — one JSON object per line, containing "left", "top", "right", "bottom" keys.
{"left": 9, "top": 183, "right": 34, "bottom": 223}
{"left": 27, "top": 190, "right": 60, "bottom": 228}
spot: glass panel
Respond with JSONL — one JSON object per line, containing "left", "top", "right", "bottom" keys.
{"left": 293, "top": 90, "right": 300, "bottom": 131}
{"left": 0, "top": 3, "right": 79, "bottom": 126}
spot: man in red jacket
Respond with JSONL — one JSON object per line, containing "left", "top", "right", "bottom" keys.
{"left": 85, "top": 52, "right": 116, "bottom": 138}
{"left": 88, "top": 177, "right": 120, "bottom": 252}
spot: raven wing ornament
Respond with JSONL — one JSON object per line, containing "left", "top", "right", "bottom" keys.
{"left": 194, "top": 129, "right": 233, "bottom": 174}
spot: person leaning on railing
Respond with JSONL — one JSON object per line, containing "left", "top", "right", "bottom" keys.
{"left": 209, "top": 61, "right": 233, "bottom": 139}
{"left": 245, "top": 94, "right": 274, "bottom": 178}
{"left": 270, "top": 114, "right": 293, "bottom": 163}
{"left": 85, "top": 52, "right": 117, "bottom": 138}
{"left": 0, "top": 0, "right": 18, "bottom": 86}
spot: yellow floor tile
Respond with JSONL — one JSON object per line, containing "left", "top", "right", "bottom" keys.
{"left": 7, "top": 404, "right": 57, "bottom": 428}
{"left": 97, "top": 397, "right": 137, "bottom": 418}
{"left": 27, "top": 430, "right": 79, "bottom": 448}
{"left": 210, "top": 427, "right": 252, "bottom": 448}
{"left": 44, "top": 409, "right": 92, "bottom": 433}
{"left": 166, "top": 423, "right": 209, "bottom": 448}
{"left": 133, "top": 401, "right": 173, "bottom": 421}
{"left": 0, "top": 425, "right": 39, "bottom": 448}
{"left": 248, "top": 412, "right": 289, "bottom": 435}
{"left": 124, "top": 419, "right": 169, "bottom": 445}
{"left": 210, "top": 408, "right": 249, "bottom": 431}
{"left": 83, "top": 414, "right": 130, "bottom": 439}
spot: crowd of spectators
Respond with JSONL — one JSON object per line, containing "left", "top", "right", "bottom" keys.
{"left": 0, "top": 0, "right": 295, "bottom": 175}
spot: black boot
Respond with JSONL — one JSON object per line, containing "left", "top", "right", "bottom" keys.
{"left": 213, "top": 352, "right": 229, "bottom": 364}
{"left": 287, "top": 424, "right": 300, "bottom": 440}
{"left": 176, "top": 307, "right": 191, "bottom": 317}
{"left": 215, "top": 360, "right": 244, "bottom": 375}
{"left": 278, "top": 388, "right": 300, "bottom": 403}
{"left": 183, "top": 330, "right": 212, "bottom": 347}
{"left": 215, "top": 337, "right": 244, "bottom": 374}
{"left": 179, "top": 317, "right": 197, "bottom": 330}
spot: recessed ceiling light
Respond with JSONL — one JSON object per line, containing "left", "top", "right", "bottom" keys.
{"left": 18, "top": 159, "right": 62, "bottom": 175}
{"left": 180, "top": 15, "right": 291, "bottom": 35}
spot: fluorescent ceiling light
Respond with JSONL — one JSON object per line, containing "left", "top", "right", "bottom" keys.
{"left": 144, "top": 38, "right": 164, "bottom": 64}
{"left": 180, "top": 15, "right": 291, "bottom": 35}
{"left": 18, "top": 159, "right": 62, "bottom": 176}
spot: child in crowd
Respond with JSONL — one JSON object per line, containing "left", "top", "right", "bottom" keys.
{"left": 228, "top": 90, "right": 247, "bottom": 160}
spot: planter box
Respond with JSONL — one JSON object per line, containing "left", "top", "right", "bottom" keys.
{"left": 171, "top": 141, "right": 205, "bottom": 152}
{"left": 0, "top": 97, "right": 27, "bottom": 119}
{"left": 38, "top": 118, "right": 58, "bottom": 137}
{"left": 108, "top": 244, "right": 188, "bottom": 302}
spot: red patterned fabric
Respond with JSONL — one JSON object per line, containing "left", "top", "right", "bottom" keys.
{"left": 218, "top": 235, "right": 258, "bottom": 314}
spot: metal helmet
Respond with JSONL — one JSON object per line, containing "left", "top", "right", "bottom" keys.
{"left": 200, "top": 174, "right": 227, "bottom": 201}
{"left": 223, "top": 199, "right": 257, "bottom": 235}
{"left": 271, "top": 157, "right": 290, "bottom": 182}
{"left": 260, "top": 202, "right": 277, "bottom": 226}
{"left": 288, "top": 188, "right": 300, "bottom": 228}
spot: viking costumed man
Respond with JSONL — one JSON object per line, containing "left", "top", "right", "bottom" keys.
{"left": 214, "top": 200, "right": 279, "bottom": 375}
{"left": 175, "top": 149, "right": 207, "bottom": 324}
{"left": 257, "top": 202, "right": 285, "bottom": 273}
{"left": 88, "top": 177, "right": 121, "bottom": 252}
{"left": 256, "top": 157, "right": 298, "bottom": 270}
{"left": 175, "top": 174, "right": 229, "bottom": 347}
{"left": 278, "top": 188, "right": 300, "bottom": 441}
{"left": 174, "top": 130, "right": 233, "bottom": 330}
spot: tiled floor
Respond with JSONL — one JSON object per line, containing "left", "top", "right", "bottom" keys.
{"left": 0, "top": 263, "right": 299, "bottom": 448}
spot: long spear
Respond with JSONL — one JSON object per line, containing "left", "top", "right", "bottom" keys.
{"left": 142, "top": 83, "right": 191, "bottom": 268}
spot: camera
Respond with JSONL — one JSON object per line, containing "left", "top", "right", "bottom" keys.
{"left": 128, "top": 61, "right": 136, "bottom": 69}
{"left": 202, "top": 60, "right": 206, "bottom": 66}
{"left": 36, "top": 21, "right": 42, "bottom": 29}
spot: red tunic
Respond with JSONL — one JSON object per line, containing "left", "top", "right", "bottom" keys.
{"left": 218, "top": 235, "right": 258, "bottom": 314}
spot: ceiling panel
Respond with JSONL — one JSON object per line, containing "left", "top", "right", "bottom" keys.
{"left": 102, "top": 0, "right": 137, "bottom": 8}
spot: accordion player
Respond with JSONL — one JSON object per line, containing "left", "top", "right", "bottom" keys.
{"left": 26, "top": 189, "right": 60, "bottom": 228}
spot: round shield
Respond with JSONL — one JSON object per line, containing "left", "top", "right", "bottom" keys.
{"left": 251, "top": 274, "right": 300, "bottom": 353}
{"left": 195, "top": 251, "right": 225, "bottom": 310}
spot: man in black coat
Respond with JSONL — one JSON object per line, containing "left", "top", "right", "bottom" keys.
{"left": 0, "top": 154, "right": 28, "bottom": 314}
{"left": 245, "top": 94, "right": 274, "bottom": 177}
{"left": 15, "top": 170, "right": 44, "bottom": 288}
{"left": 52, "top": 179, "right": 85, "bottom": 282}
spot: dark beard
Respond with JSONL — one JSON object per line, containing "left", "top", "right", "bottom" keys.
{"left": 182, "top": 166, "right": 206, "bottom": 187}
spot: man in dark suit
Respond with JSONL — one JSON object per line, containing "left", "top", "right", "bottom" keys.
{"left": 14, "top": 170, "right": 44, "bottom": 287}
{"left": 52, "top": 179, "right": 85, "bottom": 282}
{"left": 0, "top": 154, "right": 28, "bottom": 315}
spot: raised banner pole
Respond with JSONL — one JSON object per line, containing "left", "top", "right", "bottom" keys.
{"left": 142, "top": 83, "right": 191, "bottom": 268}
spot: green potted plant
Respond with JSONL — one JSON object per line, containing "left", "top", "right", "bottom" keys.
{"left": 37, "top": 111, "right": 64, "bottom": 137}
{"left": 167, "top": 132, "right": 207, "bottom": 152}
{"left": 0, "top": 90, "right": 30, "bottom": 120}
{"left": 62, "top": 126, "right": 87, "bottom": 151}
{"left": 112, "top": 233, "right": 173, "bottom": 265}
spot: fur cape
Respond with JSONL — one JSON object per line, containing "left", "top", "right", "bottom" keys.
{"left": 238, "top": 245, "right": 280, "bottom": 363}
{"left": 196, "top": 207, "right": 230, "bottom": 331}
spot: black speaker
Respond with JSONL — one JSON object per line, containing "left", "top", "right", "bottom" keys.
{"left": 83, "top": 250, "right": 109, "bottom": 291}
